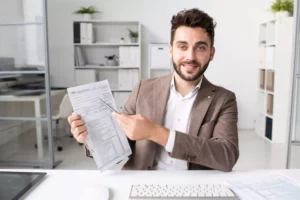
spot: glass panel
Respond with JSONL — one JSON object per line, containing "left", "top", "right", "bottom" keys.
{"left": 289, "top": 146, "right": 300, "bottom": 168}
{"left": 0, "top": 119, "right": 49, "bottom": 163}
{"left": 0, "top": 24, "right": 45, "bottom": 70}
{"left": 0, "top": 0, "right": 44, "bottom": 23}
{"left": 0, "top": 76, "right": 67, "bottom": 118}
{"left": 294, "top": 78, "right": 300, "bottom": 141}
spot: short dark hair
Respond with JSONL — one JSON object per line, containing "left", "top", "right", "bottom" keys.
{"left": 170, "top": 8, "right": 217, "bottom": 47}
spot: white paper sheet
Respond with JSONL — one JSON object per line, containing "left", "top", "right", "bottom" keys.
{"left": 67, "top": 80, "right": 132, "bottom": 171}
{"left": 224, "top": 172, "right": 300, "bottom": 200}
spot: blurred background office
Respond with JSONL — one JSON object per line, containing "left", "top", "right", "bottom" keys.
{"left": 0, "top": 0, "right": 299, "bottom": 170}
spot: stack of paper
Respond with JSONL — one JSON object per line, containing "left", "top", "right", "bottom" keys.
{"left": 225, "top": 172, "right": 300, "bottom": 200}
{"left": 67, "top": 80, "right": 132, "bottom": 171}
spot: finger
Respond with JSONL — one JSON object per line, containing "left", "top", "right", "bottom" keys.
{"left": 68, "top": 114, "right": 81, "bottom": 125}
{"left": 71, "top": 119, "right": 85, "bottom": 131}
{"left": 72, "top": 125, "right": 87, "bottom": 138}
{"left": 112, "top": 113, "right": 131, "bottom": 125}
{"left": 76, "top": 132, "right": 87, "bottom": 143}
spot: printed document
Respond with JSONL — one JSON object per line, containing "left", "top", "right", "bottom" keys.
{"left": 225, "top": 172, "right": 300, "bottom": 200}
{"left": 67, "top": 80, "right": 132, "bottom": 171}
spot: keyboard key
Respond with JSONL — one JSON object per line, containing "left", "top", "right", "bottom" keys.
{"left": 198, "top": 192, "right": 205, "bottom": 197}
{"left": 213, "top": 192, "right": 220, "bottom": 197}
{"left": 191, "top": 192, "right": 197, "bottom": 197}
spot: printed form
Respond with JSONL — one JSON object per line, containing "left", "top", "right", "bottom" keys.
{"left": 67, "top": 80, "right": 132, "bottom": 171}
{"left": 225, "top": 172, "right": 300, "bottom": 200}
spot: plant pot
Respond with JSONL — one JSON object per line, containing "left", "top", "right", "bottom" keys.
{"left": 130, "top": 37, "right": 138, "bottom": 43}
{"left": 83, "top": 14, "right": 92, "bottom": 20}
{"left": 106, "top": 59, "right": 118, "bottom": 66}
{"left": 276, "top": 11, "right": 290, "bottom": 17}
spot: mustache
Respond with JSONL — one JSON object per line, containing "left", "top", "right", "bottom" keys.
{"left": 180, "top": 61, "right": 201, "bottom": 67}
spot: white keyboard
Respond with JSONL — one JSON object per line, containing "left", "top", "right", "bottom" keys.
{"left": 129, "top": 184, "right": 239, "bottom": 199}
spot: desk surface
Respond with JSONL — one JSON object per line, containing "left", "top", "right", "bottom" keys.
{"left": 0, "top": 169, "right": 299, "bottom": 200}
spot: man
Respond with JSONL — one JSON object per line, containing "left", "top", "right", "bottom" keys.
{"left": 68, "top": 8, "right": 239, "bottom": 172}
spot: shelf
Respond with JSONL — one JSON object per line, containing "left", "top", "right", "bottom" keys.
{"left": 74, "top": 43, "right": 139, "bottom": 47}
{"left": 75, "top": 66, "right": 139, "bottom": 69}
{"left": 291, "top": 141, "right": 300, "bottom": 146}
{"left": 0, "top": 117, "right": 48, "bottom": 121}
{"left": 73, "top": 20, "right": 139, "bottom": 25}
{"left": 266, "top": 43, "right": 276, "bottom": 47}
{"left": 0, "top": 71, "right": 45, "bottom": 75}
{"left": 266, "top": 91, "right": 274, "bottom": 95}
{"left": 0, "top": 74, "right": 22, "bottom": 79}
{"left": 258, "top": 89, "right": 265, "bottom": 93}
{"left": 0, "top": 22, "right": 43, "bottom": 26}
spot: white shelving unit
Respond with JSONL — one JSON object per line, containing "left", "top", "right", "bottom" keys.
{"left": 148, "top": 43, "right": 172, "bottom": 78}
{"left": 73, "top": 20, "right": 142, "bottom": 112}
{"left": 255, "top": 17, "right": 294, "bottom": 143}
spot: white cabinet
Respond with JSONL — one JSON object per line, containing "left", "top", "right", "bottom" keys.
{"left": 148, "top": 43, "right": 172, "bottom": 78}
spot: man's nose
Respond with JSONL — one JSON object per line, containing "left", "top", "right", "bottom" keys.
{"left": 185, "top": 48, "right": 196, "bottom": 61}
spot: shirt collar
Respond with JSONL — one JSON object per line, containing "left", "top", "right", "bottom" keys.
{"left": 170, "top": 72, "right": 202, "bottom": 94}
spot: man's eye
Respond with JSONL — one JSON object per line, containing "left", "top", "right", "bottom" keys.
{"left": 179, "top": 45, "right": 187, "bottom": 50}
{"left": 197, "top": 46, "right": 206, "bottom": 51}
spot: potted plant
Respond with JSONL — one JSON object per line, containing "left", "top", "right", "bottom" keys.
{"left": 128, "top": 28, "right": 139, "bottom": 43}
{"left": 105, "top": 54, "right": 118, "bottom": 66}
{"left": 74, "top": 6, "right": 100, "bottom": 20}
{"left": 270, "top": 0, "right": 294, "bottom": 17}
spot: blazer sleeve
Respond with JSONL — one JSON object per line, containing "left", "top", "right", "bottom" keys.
{"left": 84, "top": 81, "right": 142, "bottom": 158}
{"left": 170, "top": 92, "right": 239, "bottom": 172}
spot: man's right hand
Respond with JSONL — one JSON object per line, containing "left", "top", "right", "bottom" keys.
{"left": 68, "top": 113, "right": 88, "bottom": 143}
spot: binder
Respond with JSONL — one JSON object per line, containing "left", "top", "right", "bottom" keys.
{"left": 73, "top": 22, "right": 80, "bottom": 43}
{"left": 80, "top": 23, "right": 87, "bottom": 44}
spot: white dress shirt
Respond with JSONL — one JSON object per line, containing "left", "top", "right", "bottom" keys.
{"left": 152, "top": 74, "right": 202, "bottom": 170}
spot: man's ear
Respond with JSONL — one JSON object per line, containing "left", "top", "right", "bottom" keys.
{"left": 210, "top": 47, "right": 215, "bottom": 61}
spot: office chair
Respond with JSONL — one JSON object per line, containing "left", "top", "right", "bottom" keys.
{"left": 52, "top": 93, "right": 73, "bottom": 151}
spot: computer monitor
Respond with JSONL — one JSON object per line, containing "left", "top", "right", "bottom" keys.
{"left": 0, "top": 171, "right": 47, "bottom": 200}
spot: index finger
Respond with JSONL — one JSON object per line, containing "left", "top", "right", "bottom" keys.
{"left": 112, "top": 113, "right": 131, "bottom": 125}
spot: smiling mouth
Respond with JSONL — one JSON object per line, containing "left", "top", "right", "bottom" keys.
{"left": 182, "top": 64, "right": 198, "bottom": 71}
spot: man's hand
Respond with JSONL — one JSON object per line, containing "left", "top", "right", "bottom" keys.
{"left": 67, "top": 113, "right": 88, "bottom": 143}
{"left": 112, "top": 113, "right": 170, "bottom": 146}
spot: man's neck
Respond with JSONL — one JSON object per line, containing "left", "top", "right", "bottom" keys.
{"left": 174, "top": 73, "right": 202, "bottom": 97}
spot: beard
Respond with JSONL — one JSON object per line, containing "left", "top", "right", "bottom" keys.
{"left": 173, "top": 59, "right": 210, "bottom": 82}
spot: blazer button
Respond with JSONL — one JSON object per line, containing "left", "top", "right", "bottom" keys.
{"left": 147, "top": 166, "right": 152, "bottom": 170}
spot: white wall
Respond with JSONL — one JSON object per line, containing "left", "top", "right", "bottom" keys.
{"left": 47, "top": 0, "right": 274, "bottom": 129}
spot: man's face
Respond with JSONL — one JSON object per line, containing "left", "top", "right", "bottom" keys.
{"left": 170, "top": 26, "right": 215, "bottom": 82}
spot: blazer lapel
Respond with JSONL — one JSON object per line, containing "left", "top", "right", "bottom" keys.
{"left": 153, "top": 74, "right": 172, "bottom": 125}
{"left": 189, "top": 76, "right": 217, "bottom": 137}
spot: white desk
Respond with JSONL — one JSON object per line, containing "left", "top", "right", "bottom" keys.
{"left": 1, "top": 169, "right": 299, "bottom": 200}
{"left": 0, "top": 90, "right": 66, "bottom": 158}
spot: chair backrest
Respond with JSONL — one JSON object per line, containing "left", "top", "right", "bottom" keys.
{"left": 58, "top": 93, "right": 73, "bottom": 119}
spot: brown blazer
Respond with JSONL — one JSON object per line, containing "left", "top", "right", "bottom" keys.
{"left": 121, "top": 74, "right": 239, "bottom": 172}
